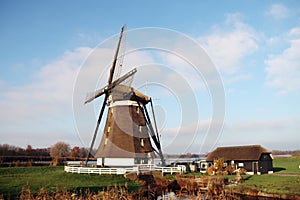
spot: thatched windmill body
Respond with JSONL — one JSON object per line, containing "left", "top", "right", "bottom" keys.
{"left": 85, "top": 26, "right": 165, "bottom": 167}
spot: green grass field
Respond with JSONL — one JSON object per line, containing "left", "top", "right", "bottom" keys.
{"left": 273, "top": 157, "right": 300, "bottom": 174}
{"left": 231, "top": 157, "right": 300, "bottom": 195}
{"left": 238, "top": 174, "right": 300, "bottom": 194}
{"left": 0, "top": 166, "right": 139, "bottom": 199}
{"left": 0, "top": 157, "right": 299, "bottom": 198}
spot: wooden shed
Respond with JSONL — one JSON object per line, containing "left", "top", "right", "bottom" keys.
{"left": 206, "top": 145, "right": 273, "bottom": 174}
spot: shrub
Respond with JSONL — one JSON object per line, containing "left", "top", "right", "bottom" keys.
{"left": 224, "top": 165, "right": 236, "bottom": 175}
{"left": 214, "top": 158, "right": 224, "bottom": 172}
{"left": 206, "top": 165, "right": 216, "bottom": 175}
{"left": 239, "top": 168, "right": 247, "bottom": 175}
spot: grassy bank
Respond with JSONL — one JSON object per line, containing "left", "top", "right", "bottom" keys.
{"left": 273, "top": 157, "right": 300, "bottom": 174}
{"left": 230, "top": 157, "right": 300, "bottom": 195}
{"left": 1, "top": 157, "right": 299, "bottom": 198}
{"left": 0, "top": 166, "right": 139, "bottom": 199}
{"left": 235, "top": 174, "right": 300, "bottom": 195}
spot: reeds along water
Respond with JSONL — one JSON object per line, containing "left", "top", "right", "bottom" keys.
{"left": 16, "top": 184, "right": 276, "bottom": 200}
{"left": 15, "top": 175, "right": 279, "bottom": 200}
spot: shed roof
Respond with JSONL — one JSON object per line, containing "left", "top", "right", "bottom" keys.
{"left": 206, "top": 145, "right": 271, "bottom": 162}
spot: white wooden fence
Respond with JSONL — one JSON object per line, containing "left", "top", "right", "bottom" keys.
{"left": 64, "top": 164, "right": 184, "bottom": 176}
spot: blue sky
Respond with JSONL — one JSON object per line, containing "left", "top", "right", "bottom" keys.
{"left": 0, "top": 1, "right": 299, "bottom": 153}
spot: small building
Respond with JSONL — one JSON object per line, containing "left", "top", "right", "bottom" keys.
{"left": 193, "top": 160, "right": 212, "bottom": 173}
{"left": 206, "top": 145, "right": 273, "bottom": 174}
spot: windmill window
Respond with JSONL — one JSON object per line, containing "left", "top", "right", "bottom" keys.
{"left": 139, "top": 126, "right": 142, "bottom": 132}
{"left": 136, "top": 107, "right": 140, "bottom": 114}
{"left": 140, "top": 139, "right": 144, "bottom": 147}
{"left": 105, "top": 138, "right": 108, "bottom": 145}
{"left": 107, "top": 126, "right": 111, "bottom": 133}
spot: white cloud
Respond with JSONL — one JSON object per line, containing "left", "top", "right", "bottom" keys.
{"left": 160, "top": 120, "right": 224, "bottom": 154}
{"left": 1, "top": 27, "right": 225, "bottom": 151}
{"left": 0, "top": 80, "right": 5, "bottom": 88}
{"left": 198, "top": 13, "right": 259, "bottom": 74}
{"left": 266, "top": 36, "right": 282, "bottom": 47}
{"left": 76, "top": 106, "right": 300, "bottom": 152}
{"left": 265, "top": 3, "right": 290, "bottom": 19}
{"left": 226, "top": 119, "right": 286, "bottom": 133}
{"left": 220, "top": 118, "right": 300, "bottom": 150}
{"left": 289, "top": 27, "right": 300, "bottom": 37}
{"left": 265, "top": 28, "right": 300, "bottom": 94}
{"left": 0, "top": 47, "right": 92, "bottom": 147}
{"left": 224, "top": 74, "right": 252, "bottom": 85}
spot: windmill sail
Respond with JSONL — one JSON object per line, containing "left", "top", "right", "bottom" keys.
{"left": 84, "top": 68, "right": 137, "bottom": 104}
{"left": 113, "top": 25, "right": 126, "bottom": 82}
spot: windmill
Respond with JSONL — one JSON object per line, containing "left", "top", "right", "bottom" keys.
{"left": 85, "top": 26, "right": 165, "bottom": 167}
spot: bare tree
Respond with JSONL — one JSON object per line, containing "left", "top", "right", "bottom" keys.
{"left": 50, "top": 142, "right": 70, "bottom": 165}
{"left": 26, "top": 145, "right": 32, "bottom": 152}
{"left": 79, "top": 147, "right": 89, "bottom": 158}
{"left": 70, "top": 146, "right": 80, "bottom": 158}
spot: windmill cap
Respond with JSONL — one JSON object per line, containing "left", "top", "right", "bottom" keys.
{"left": 110, "top": 85, "right": 149, "bottom": 103}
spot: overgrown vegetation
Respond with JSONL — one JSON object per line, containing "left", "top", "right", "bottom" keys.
{"left": 17, "top": 183, "right": 137, "bottom": 200}
{"left": 205, "top": 158, "right": 247, "bottom": 176}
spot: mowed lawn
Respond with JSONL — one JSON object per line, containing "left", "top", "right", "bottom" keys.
{"left": 273, "top": 157, "right": 300, "bottom": 174}
{"left": 0, "top": 166, "right": 139, "bottom": 199}
{"left": 239, "top": 174, "right": 300, "bottom": 195}
{"left": 232, "top": 157, "right": 300, "bottom": 195}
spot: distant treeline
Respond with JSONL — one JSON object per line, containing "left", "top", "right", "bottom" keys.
{"left": 1, "top": 143, "right": 299, "bottom": 164}
{"left": 272, "top": 150, "right": 300, "bottom": 155}
{"left": 166, "top": 153, "right": 206, "bottom": 159}
{"left": 0, "top": 144, "right": 50, "bottom": 157}
{"left": 0, "top": 143, "right": 91, "bottom": 167}
{"left": 0, "top": 143, "right": 89, "bottom": 157}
